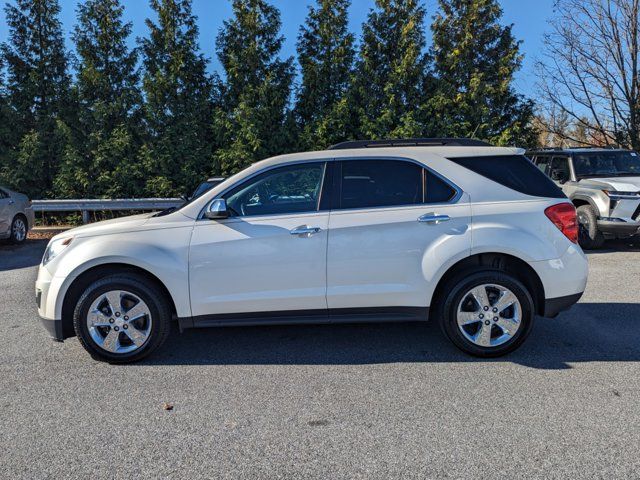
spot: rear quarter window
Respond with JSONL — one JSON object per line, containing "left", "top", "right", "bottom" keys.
{"left": 448, "top": 155, "right": 566, "bottom": 199}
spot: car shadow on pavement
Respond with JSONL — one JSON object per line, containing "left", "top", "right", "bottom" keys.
{"left": 137, "top": 302, "right": 640, "bottom": 370}
{"left": 0, "top": 239, "right": 47, "bottom": 271}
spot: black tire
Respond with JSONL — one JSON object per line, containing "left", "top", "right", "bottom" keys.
{"left": 435, "top": 269, "right": 535, "bottom": 357}
{"left": 9, "top": 214, "right": 27, "bottom": 244}
{"left": 73, "top": 274, "right": 172, "bottom": 363}
{"left": 576, "top": 205, "right": 604, "bottom": 250}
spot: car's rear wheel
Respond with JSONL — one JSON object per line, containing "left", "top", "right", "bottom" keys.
{"left": 576, "top": 205, "right": 604, "bottom": 249}
{"left": 73, "top": 274, "right": 171, "bottom": 363}
{"left": 9, "top": 215, "right": 27, "bottom": 244}
{"left": 436, "top": 270, "right": 535, "bottom": 357}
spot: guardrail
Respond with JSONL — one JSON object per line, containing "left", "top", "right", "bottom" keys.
{"left": 32, "top": 198, "right": 183, "bottom": 223}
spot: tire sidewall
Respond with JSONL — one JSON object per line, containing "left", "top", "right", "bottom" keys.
{"left": 577, "top": 205, "right": 604, "bottom": 249}
{"left": 10, "top": 215, "right": 27, "bottom": 244}
{"left": 73, "top": 276, "right": 170, "bottom": 363}
{"left": 439, "top": 271, "right": 535, "bottom": 357}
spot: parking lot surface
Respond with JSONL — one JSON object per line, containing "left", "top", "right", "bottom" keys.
{"left": 1, "top": 239, "right": 640, "bottom": 479}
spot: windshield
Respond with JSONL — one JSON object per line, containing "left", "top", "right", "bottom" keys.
{"left": 573, "top": 151, "right": 640, "bottom": 178}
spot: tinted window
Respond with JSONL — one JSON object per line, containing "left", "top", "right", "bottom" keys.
{"left": 340, "top": 160, "right": 422, "bottom": 209}
{"left": 573, "top": 151, "right": 640, "bottom": 177}
{"left": 224, "top": 163, "right": 325, "bottom": 216}
{"left": 550, "top": 157, "right": 571, "bottom": 181}
{"left": 426, "top": 171, "right": 456, "bottom": 203}
{"left": 448, "top": 155, "right": 566, "bottom": 199}
{"left": 534, "top": 156, "right": 550, "bottom": 174}
{"left": 0, "top": 189, "right": 7, "bottom": 199}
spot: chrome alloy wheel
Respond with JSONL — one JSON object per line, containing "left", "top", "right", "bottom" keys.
{"left": 12, "top": 217, "right": 26, "bottom": 242}
{"left": 456, "top": 284, "right": 522, "bottom": 348}
{"left": 86, "top": 290, "right": 153, "bottom": 354}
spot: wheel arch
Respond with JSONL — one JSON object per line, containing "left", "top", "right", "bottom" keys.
{"left": 429, "top": 252, "right": 545, "bottom": 319}
{"left": 60, "top": 263, "right": 178, "bottom": 339}
{"left": 571, "top": 196, "right": 596, "bottom": 209}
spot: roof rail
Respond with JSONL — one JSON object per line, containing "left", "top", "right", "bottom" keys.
{"left": 328, "top": 138, "right": 492, "bottom": 150}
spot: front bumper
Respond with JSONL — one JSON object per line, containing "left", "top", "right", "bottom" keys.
{"left": 36, "top": 263, "right": 69, "bottom": 341}
{"left": 597, "top": 218, "right": 640, "bottom": 236}
{"left": 40, "top": 317, "right": 64, "bottom": 341}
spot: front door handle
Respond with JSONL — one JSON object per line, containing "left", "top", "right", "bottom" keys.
{"left": 418, "top": 213, "right": 450, "bottom": 224}
{"left": 290, "top": 225, "right": 322, "bottom": 236}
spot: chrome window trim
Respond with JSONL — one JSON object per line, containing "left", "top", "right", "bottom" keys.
{"left": 333, "top": 156, "right": 463, "bottom": 212}
{"left": 199, "top": 155, "right": 463, "bottom": 220}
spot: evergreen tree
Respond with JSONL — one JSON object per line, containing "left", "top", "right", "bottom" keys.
{"left": 140, "top": 0, "right": 214, "bottom": 196}
{"left": 215, "top": 0, "right": 294, "bottom": 175}
{"left": 1, "top": 0, "right": 72, "bottom": 198}
{"left": 55, "top": 0, "right": 143, "bottom": 198}
{"left": 431, "top": 0, "right": 537, "bottom": 146}
{"left": 295, "top": 0, "right": 355, "bottom": 149}
{"left": 352, "top": 0, "right": 433, "bottom": 140}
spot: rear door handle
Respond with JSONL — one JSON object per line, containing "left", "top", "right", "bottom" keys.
{"left": 290, "top": 225, "right": 322, "bottom": 236}
{"left": 418, "top": 213, "right": 450, "bottom": 224}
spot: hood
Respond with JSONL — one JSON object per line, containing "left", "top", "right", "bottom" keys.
{"left": 578, "top": 176, "right": 640, "bottom": 191}
{"left": 57, "top": 212, "right": 155, "bottom": 239}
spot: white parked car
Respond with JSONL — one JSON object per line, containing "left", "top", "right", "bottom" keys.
{"left": 36, "top": 138, "right": 588, "bottom": 363}
{"left": 0, "top": 186, "right": 35, "bottom": 244}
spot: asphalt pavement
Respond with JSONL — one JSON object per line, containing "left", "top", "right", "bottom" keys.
{"left": 1, "top": 239, "right": 640, "bottom": 479}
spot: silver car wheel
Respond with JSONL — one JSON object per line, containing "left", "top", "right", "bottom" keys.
{"left": 12, "top": 217, "right": 26, "bottom": 242}
{"left": 456, "top": 283, "right": 522, "bottom": 348}
{"left": 86, "top": 290, "right": 153, "bottom": 354}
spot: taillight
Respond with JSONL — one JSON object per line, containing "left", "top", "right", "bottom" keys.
{"left": 544, "top": 203, "right": 578, "bottom": 243}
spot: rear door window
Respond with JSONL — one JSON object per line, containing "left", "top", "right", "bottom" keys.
{"left": 339, "top": 160, "right": 423, "bottom": 209}
{"left": 337, "top": 159, "right": 457, "bottom": 209}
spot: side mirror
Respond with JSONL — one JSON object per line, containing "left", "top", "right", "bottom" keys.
{"left": 204, "top": 198, "right": 229, "bottom": 220}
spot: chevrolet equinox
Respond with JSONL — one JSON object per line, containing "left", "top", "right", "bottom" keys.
{"left": 36, "top": 138, "right": 588, "bottom": 363}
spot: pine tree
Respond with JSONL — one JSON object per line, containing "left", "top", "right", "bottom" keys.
{"left": 295, "top": 0, "right": 355, "bottom": 149}
{"left": 140, "top": 0, "right": 214, "bottom": 196}
{"left": 1, "top": 0, "right": 72, "bottom": 198}
{"left": 431, "top": 0, "right": 537, "bottom": 146}
{"left": 352, "top": 0, "right": 433, "bottom": 140}
{"left": 55, "top": 0, "right": 143, "bottom": 198}
{"left": 215, "top": 0, "right": 294, "bottom": 175}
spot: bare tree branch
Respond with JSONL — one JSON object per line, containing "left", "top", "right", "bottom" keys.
{"left": 536, "top": 0, "right": 640, "bottom": 148}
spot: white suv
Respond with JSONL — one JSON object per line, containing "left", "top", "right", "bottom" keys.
{"left": 35, "top": 139, "right": 588, "bottom": 363}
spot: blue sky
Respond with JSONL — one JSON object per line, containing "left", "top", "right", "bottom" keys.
{"left": 0, "top": 0, "right": 555, "bottom": 98}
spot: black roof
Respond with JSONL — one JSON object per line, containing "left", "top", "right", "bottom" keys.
{"left": 526, "top": 146, "right": 630, "bottom": 153}
{"left": 328, "top": 138, "right": 492, "bottom": 150}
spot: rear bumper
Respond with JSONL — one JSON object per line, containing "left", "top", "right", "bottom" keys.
{"left": 543, "top": 292, "right": 583, "bottom": 318}
{"left": 25, "top": 207, "right": 35, "bottom": 230}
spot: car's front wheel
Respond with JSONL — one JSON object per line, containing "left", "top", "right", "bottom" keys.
{"left": 436, "top": 270, "right": 535, "bottom": 357}
{"left": 576, "top": 204, "right": 604, "bottom": 249}
{"left": 73, "top": 274, "right": 172, "bottom": 363}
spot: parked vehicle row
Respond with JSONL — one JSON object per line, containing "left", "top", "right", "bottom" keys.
{"left": 0, "top": 186, "right": 34, "bottom": 244}
{"left": 35, "top": 138, "right": 588, "bottom": 363}
{"left": 527, "top": 148, "right": 640, "bottom": 249}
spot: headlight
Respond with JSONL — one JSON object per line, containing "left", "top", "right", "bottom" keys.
{"left": 603, "top": 190, "right": 640, "bottom": 200}
{"left": 42, "top": 237, "right": 73, "bottom": 265}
